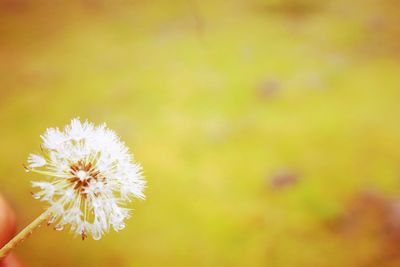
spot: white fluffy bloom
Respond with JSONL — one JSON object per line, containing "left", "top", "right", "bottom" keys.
{"left": 26, "top": 118, "right": 146, "bottom": 240}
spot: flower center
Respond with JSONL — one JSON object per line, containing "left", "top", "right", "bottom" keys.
{"left": 68, "top": 160, "right": 101, "bottom": 196}
{"left": 75, "top": 170, "right": 88, "bottom": 181}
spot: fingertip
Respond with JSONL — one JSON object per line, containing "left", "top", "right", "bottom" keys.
{"left": 0, "top": 253, "right": 24, "bottom": 267}
{"left": 0, "top": 195, "right": 16, "bottom": 247}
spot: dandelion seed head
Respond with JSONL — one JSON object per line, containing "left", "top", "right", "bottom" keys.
{"left": 27, "top": 118, "right": 146, "bottom": 240}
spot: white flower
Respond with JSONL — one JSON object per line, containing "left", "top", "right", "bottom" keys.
{"left": 26, "top": 118, "right": 146, "bottom": 240}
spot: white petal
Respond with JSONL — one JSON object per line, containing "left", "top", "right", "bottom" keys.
{"left": 27, "top": 154, "right": 46, "bottom": 168}
{"left": 41, "top": 128, "right": 65, "bottom": 149}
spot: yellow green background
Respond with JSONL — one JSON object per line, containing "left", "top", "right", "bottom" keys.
{"left": 1, "top": 0, "right": 400, "bottom": 266}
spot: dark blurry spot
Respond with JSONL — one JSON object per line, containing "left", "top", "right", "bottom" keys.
{"left": 187, "top": 0, "right": 205, "bottom": 41}
{"left": 324, "top": 189, "right": 400, "bottom": 266}
{"left": 256, "top": 79, "right": 281, "bottom": 100}
{"left": 268, "top": 169, "right": 299, "bottom": 190}
{"left": 366, "top": 16, "right": 386, "bottom": 32}
{"left": 253, "top": 0, "right": 323, "bottom": 19}
{"left": 325, "top": 189, "right": 386, "bottom": 233}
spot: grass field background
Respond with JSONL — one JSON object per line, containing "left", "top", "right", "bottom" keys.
{"left": 1, "top": 0, "right": 400, "bottom": 266}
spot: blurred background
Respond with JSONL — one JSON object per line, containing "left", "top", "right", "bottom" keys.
{"left": 1, "top": 0, "right": 400, "bottom": 266}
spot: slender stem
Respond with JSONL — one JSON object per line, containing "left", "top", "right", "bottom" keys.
{"left": 0, "top": 209, "right": 52, "bottom": 259}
